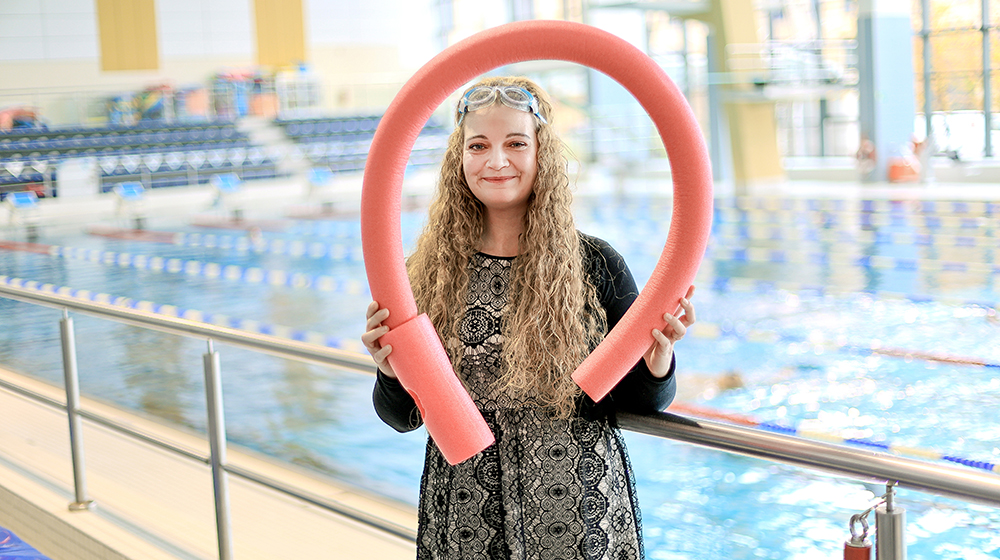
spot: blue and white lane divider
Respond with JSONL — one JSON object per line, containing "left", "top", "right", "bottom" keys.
{"left": 702, "top": 275, "right": 1000, "bottom": 309}
{"left": 688, "top": 276, "right": 1000, "bottom": 368}
{"left": 686, "top": 320, "right": 1000, "bottom": 369}
{"left": 47, "top": 245, "right": 370, "bottom": 295}
{"left": 36, "top": 244, "right": 1000, "bottom": 366}
{"left": 715, "top": 197, "right": 1000, "bottom": 216}
{"left": 713, "top": 223, "right": 998, "bottom": 248}
{"left": 703, "top": 245, "right": 1000, "bottom": 274}
{"left": 583, "top": 193, "right": 1000, "bottom": 216}
{"left": 285, "top": 220, "right": 361, "bottom": 239}
{"left": 671, "top": 403, "right": 1000, "bottom": 474}
{"left": 763, "top": 422, "right": 1000, "bottom": 473}
{"left": 46, "top": 241, "right": 999, "bottom": 305}
{"left": 582, "top": 198, "right": 1000, "bottom": 225}
{"left": 171, "top": 232, "right": 365, "bottom": 262}
{"left": 713, "top": 212, "right": 996, "bottom": 233}
{"left": 0, "top": 276, "right": 364, "bottom": 353}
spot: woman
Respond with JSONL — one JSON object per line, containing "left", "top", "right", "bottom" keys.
{"left": 362, "top": 76, "right": 695, "bottom": 559}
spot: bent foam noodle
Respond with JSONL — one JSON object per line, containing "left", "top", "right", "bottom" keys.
{"left": 379, "top": 314, "right": 495, "bottom": 465}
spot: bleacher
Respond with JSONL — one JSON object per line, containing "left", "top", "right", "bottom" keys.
{"left": 0, "top": 121, "right": 280, "bottom": 199}
{"left": 275, "top": 114, "right": 450, "bottom": 174}
{"left": 0, "top": 113, "right": 452, "bottom": 203}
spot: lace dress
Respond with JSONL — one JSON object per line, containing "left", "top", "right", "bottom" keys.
{"left": 373, "top": 236, "right": 677, "bottom": 560}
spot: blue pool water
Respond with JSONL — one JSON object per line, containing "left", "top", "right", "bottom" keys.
{"left": 1, "top": 193, "right": 999, "bottom": 559}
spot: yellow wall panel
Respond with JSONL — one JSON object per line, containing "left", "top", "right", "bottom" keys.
{"left": 255, "top": 0, "right": 305, "bottom": 68}
{"left": 96, "top": 0, "right": 159, "bottom": 71}
{"left": 701, "top": 0, "right": 785, "bottom": 187}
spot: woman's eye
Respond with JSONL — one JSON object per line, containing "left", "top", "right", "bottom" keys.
{"left": 468, "top": 143, "right": 486, "bottom": 151}
{"left": 508, "top": 141, "right": 527, "bottom": 149}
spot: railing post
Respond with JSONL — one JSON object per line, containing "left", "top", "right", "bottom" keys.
{"left": 204, "top": 339, "right": 234, "bottom": 560}
{"left": 875, "top": 482, "right": 906, "bottom": 560}
{"left": 60, "top": 309, "right": 94, "bottom": 511}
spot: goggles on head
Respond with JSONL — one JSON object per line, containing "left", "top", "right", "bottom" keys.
{"left": 456, "top": 85, "right": 548, "bottom": 126}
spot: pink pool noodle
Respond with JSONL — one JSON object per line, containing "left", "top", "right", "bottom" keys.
{"left": 377, "top": 314, "right": 489, "bottom": 465}
{"left": 361, "top": 20, "right": 713, "bottom": 464}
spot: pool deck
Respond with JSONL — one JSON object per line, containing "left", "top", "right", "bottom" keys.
{"left": 0, "top": 366, "right": 418, "bottom": 560}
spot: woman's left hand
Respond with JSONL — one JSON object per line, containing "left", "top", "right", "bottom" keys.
{"left": 644, "top": 284, "right": 696, "bottom": 378}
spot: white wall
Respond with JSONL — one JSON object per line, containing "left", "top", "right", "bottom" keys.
{"left": 305, "top": 0, "right": 437, "bottom": 111}
{"left": 0, "top": 0, "right": 439, "bottom": 121}
{"left": 157, "top": 0, "right": 254, "bottom": 59}
{"left": 0, "top": 0, "right": 98, "bottom": 64}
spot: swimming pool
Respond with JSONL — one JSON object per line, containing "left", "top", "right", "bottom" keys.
{"left": 1, "top": 192, "right": 998, "bottom": 559}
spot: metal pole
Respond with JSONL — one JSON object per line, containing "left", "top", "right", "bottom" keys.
{"left": 60, "top": 309, "right": 94, "bottom": 511}
{"left": 681, "top": 19, "right": 691, "bottom": 100}
{"left": 983, "top": 0, "right": 992, "bottom": 157}
{"left": 581, "top": 0, "right": 598, "bottom": 163}
{"left": 204, "top": 339, "right": 234, "bottom": 560}
{"left": 921, "top": 0, "right": 933, "bottom": 144}
{"left": 813, "top": 0, "right": 827, "bottom": 157}
{"left": 875, "top": 482, "right": 906, "bottom": 559}
{"left": 706, "top": 29, "right": 727, "bottom": 184}
{"left": 919, "top": 0, "right": 935, "bottom": 181}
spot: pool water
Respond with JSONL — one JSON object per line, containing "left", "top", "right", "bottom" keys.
{"left": 1, "top": 193, "right": 998, "bottom": 559}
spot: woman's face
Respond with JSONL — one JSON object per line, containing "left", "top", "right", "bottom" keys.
{"left": 462, "top": 103, "right": 538, "bottom": 217}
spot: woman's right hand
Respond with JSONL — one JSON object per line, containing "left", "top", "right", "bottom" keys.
{"left": 362, "top": 301, "right": 397, "bottom": 378}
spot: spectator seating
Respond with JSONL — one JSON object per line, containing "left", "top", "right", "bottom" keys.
{"left": 275, "top": 114, "right": 449, "bottom": 175}
{"left": 0, "top": 120, "right": 280, "bottom": 199}
{"left": 0, "top": 114, "right": 451, "bottom": 201}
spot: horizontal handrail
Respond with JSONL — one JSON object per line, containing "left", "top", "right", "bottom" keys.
{"left": 618, "top": 412, "right": 1000, "bottom": 507}
{"left": 0, "top": 279, "right": 373, "bottom": 374}
{"left": 1, "top": 279, "right": 999, "bottom": 536}
{"left": 0, "top": 374, "right": 418, "bottom": 542}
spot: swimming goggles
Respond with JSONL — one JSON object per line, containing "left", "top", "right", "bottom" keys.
{"left": 456, "top": 85, "right": 548, "bottom": 126}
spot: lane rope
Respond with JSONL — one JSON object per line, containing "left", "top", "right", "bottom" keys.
{"left": 670, "top": 402, "right": 1000, "bottom": 474}
{"left": 0, "top": 276, "right": 360, "bottom": 352}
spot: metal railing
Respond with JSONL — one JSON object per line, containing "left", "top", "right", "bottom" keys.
{"left": 1, "top": 279, "right": 999, "bottom": 559}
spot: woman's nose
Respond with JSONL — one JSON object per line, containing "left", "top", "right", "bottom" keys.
{"left": 486, "top": 148, "right": 509, "bottom": 170}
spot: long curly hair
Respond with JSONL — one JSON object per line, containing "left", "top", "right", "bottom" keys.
{"left": 406, "top": 76, "right": 606, "bottom": 418}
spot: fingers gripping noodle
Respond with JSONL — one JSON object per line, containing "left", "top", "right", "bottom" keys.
{"left": 361, "top": 20, "right": 713, "bottom": 465}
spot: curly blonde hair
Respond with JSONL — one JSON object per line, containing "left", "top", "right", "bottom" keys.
{"left": 406, "top": 76, "right": 606, "bottom": 418}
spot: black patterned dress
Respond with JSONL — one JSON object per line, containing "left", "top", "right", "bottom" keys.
{"left": 374, "top": 235, "right": 677, "bottom": 560}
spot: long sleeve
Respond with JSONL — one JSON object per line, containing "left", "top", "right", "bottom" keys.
{"left": 581, "top": 234, "right": 677, "bottom": 415}
{"left": 372, "top": 369, "right": 424, "bottom": 432}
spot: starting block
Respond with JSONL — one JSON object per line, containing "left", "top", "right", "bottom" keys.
{"left": 3, "top": 190, "right": 41, "bottom": 240}
{"left": 112, "top": 181, "right": 146, "bottom": 228}
{"left": 210, "top": 172, "right": 245, "bottom": 220}
{"left": 306, "top": 166, "right": 362, "bottom": 214}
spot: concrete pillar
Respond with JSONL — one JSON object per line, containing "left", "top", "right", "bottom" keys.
{"left": 702, "top": 0, "right": 785, "bottom": 191}
{"left": 857, "top": 0, "right": 916, "bottom": 182}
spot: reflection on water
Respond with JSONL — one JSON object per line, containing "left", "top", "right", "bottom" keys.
{"left": 271, "top": 359, "right": 342, "bottom": 472}
{"left": 122, "top": 326, "right": 196, "bottom": 426}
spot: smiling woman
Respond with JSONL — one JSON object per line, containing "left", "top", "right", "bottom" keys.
{"left": 361, "top": 74, "right": 696, "bottom": 560}
{"left": 354, "top": 18, "right": 718, "bottom": 559}
{"left": 461, "top": 97, "right": 539, "bottom": 256}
